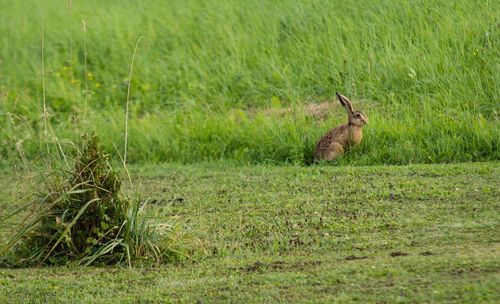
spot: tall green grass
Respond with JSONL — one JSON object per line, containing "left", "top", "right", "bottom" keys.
{"left": 0, "top": 0, "right": 499, "bottom": 165}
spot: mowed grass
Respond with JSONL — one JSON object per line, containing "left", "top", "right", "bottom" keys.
{"left": 1, "top": 0, "right": 499, "bottom": 164}
{"left": 1, "top": 162, "right": 499, "bottom": 303}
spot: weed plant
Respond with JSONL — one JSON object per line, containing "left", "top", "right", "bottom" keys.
{"left": 0, "top": 133, "right": 186, "bottom": 267}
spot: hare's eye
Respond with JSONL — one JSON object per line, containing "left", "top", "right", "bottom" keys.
{"left": 355, "top": 113, "right": 361, "bottom": 118}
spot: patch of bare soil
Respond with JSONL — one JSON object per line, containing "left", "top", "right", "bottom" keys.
{"left": 390, "top": 251, "right": 409, "bottom": 257}
{"left": 239, "top": 260, "right": 322, "bottom": 273}
{"left": 345, "top": 255, "right": 368, "bottom": 261}
{"left": 261, "top": 101, "right": 339, "bottom": 121}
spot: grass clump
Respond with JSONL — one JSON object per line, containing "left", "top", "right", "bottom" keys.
{"left": 1, "top": 132, "right": 183, "bottom": 267}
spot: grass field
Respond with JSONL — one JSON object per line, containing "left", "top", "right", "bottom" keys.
{"left": 1, "top": 1, "right": 499, "bottom": 302}
{"left": 1, "top": 162, "right": 499, "bottom": 303}
{"left": 1, "top": 0, "right": 499, "bottom": 164}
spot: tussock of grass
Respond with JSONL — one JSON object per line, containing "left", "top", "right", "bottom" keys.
{"left": 0, "top": 133, "right": 186, "bottom": 267}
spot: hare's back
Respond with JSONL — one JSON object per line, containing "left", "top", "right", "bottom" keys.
{"left": 315, "top": 124, "right": 348, "bottom": 153}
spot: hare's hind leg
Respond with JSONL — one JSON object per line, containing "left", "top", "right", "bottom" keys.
{"left": 325, "top": 142, "right": 344, "bottom": 161}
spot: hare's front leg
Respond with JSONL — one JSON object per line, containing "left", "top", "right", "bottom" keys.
{"left": 325, "top": 142, "right": 344, "bottom": 161}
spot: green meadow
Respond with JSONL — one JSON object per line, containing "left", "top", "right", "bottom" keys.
{"left": 1, "top": 0, "right": 498, "bottom": 164}
{"left": 1, "top": 0, "right": 499, "bottom": 303}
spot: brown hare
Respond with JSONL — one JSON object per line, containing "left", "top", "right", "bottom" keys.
{"left": 314, "top": 92, "right": 368, "bottom": 161}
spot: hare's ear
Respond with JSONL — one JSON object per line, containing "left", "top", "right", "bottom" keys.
{"left": 336, "top": 92, "right": 354, "bottom": 113}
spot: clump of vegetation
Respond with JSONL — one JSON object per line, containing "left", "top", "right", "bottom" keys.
{"left": 1, "top": 133, "right": 184, "bottom": 267}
